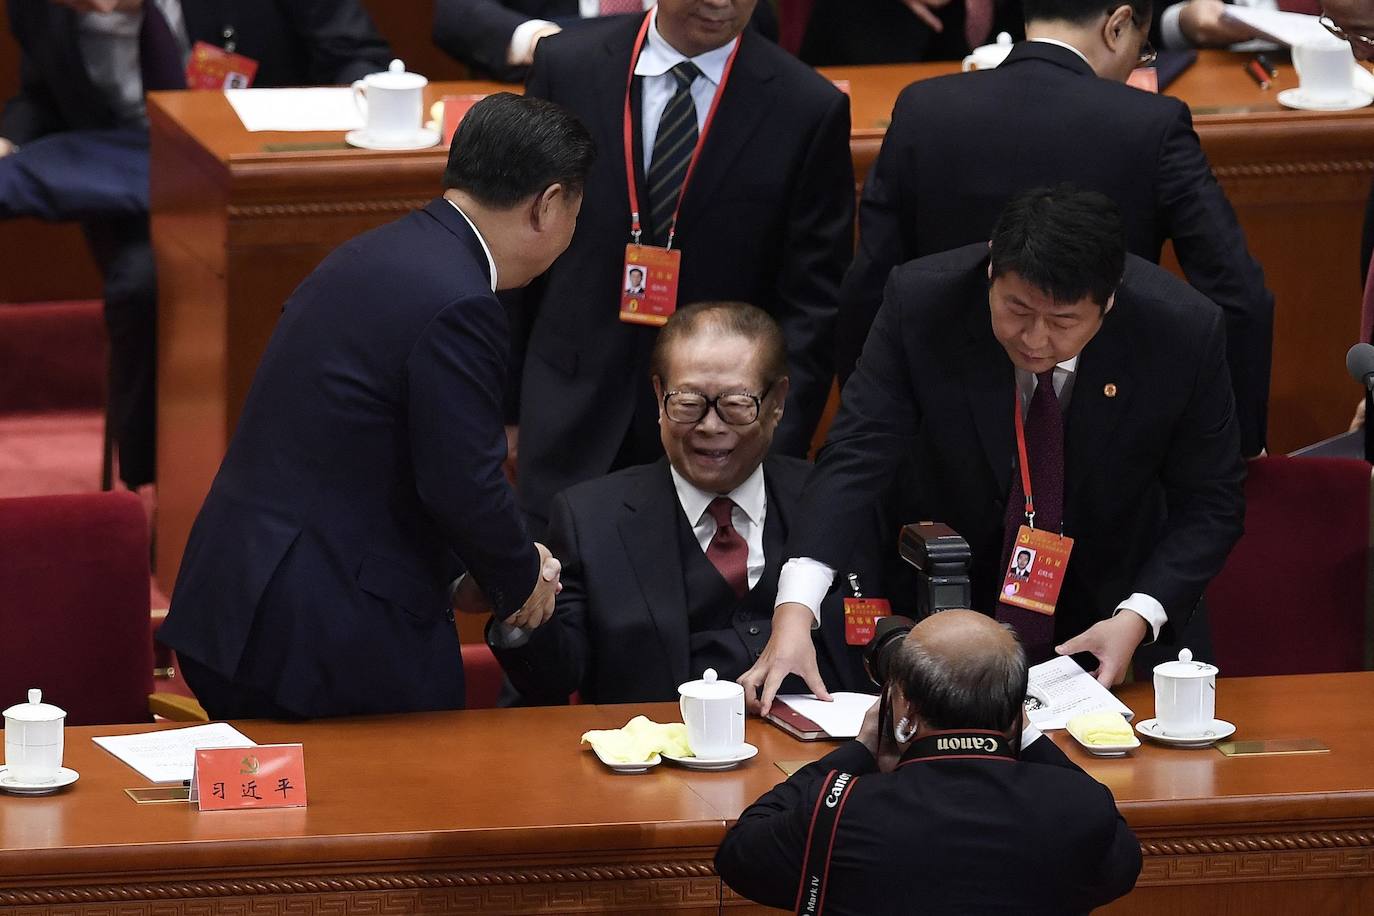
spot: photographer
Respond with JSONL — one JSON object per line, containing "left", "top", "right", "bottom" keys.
{"left": 716, "top": 610, "right": 1140, "bottom": 915}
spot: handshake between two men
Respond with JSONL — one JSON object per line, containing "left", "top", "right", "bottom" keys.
{"left": 453, "top": 542, "right": 564, "bottom": 631}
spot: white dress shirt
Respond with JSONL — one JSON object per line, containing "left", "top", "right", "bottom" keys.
{"left": 670, "top": 463, "right": 768, "bottom": 591}
{"left": 445, "top": 199, "right": 499, "bottom": 292}
{"left": 777, "top": 356, "right": 1167, "bottom": 643}
{"left": 509, "top": 0, "right": 657, "bottom": 67}
{"left": 76, "top": 0, "right": 189, "bottom": 126}
{"left": 631, "top": 11, "right": 738, "bottom": 173}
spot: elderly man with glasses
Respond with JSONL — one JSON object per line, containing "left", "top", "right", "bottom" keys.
{"left": 487, "top": 302, "right": 882, "bottom": 704}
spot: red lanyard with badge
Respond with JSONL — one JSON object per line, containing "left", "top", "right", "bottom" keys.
{"left": 618, "top": 13, "right": 741, "bottom": 327}
{"left": 999, "top": 388, "right": 1075, "bottom": 616}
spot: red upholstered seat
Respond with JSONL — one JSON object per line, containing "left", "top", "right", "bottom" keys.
{"left": 0, "top": 492, "right": 153, "bottom": 725}
{"left": 1206, "top": 456, "right": 1371, "bottom": 677}
{"left": 461, "top": 642, "right": 504, "bottom": 710}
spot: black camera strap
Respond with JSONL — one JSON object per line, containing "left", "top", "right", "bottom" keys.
{"left": 794, "top": 769, "right": 859, "bottom": 916}
{"left": 897, "top": 729, "right": 1018, "bottom": 766}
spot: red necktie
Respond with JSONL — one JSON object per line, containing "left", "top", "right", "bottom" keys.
{"left": 996, "top": 371, "right": 1063, "bottom": 663}
{"left": 1277, "top": 0, "right": 1322, "bottom": 14}
{"left": 706, "top": 497, "right": 749, "bottom": 598}
{"left": 598, "top": 0, "right": 642, "bottom": 14}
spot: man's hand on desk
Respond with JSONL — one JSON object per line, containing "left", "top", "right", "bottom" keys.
{"left": 504, "top": 541, "right": 562, "bottom": 629}
{"left": 1177, "top": 0, "right": 1259, "bottom": 47}
{"left": 901, "top": 0, "right": 955, "bottom": 32}
{"left": 1055, "top": 611, "right": 1148, "bottom": 687}
{"left": 737, "top": 602, "right": 831, "bottom": 717}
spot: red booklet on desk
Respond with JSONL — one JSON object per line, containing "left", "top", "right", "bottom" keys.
{"left": 765, "top": 693, "right": 879, "bottom": 742}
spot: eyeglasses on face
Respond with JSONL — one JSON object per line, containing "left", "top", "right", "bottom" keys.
{"left": 662, "top": 384, "right": 773, "bottom": 425}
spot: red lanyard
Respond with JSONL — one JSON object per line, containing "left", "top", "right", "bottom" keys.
{"left": 1013, "top": 387, "right": 1036, "bottom": 529}
{"left": 622, "top": 12, "right": 742, "bottom": 250}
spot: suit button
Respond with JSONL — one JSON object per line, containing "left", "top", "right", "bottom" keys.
{"left": 748, "top": 625, "right": 760, "bottom": 635}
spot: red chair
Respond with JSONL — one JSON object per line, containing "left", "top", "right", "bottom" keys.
{"left": 1206, "top": 456, "right": 1372, "bottom": 676}
{"left": 0, "top": 492, "right": 154, "bottom": 725}
{"left": 461, "top": 642, "right": 505, "bottom": 710}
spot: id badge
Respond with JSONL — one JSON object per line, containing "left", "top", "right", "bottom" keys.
{"left": 1000, "top": 526, "right": 1074, "bottom": 616}
{"left": 844, "top": 597, "right": 892, "bottom": 646}
{"left": 619, "top": 244, "right": 680, "bottom": 326}
{"left": 185, "top": 41, "right": 259, "bottom": 89}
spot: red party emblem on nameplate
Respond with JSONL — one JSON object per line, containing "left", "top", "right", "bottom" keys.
{"left": 192, "top": 744, "right": 306, "bottom": 811}
{"left": 184, "top": 41, "right": 259, "bottom": 90}
{"left": 443, "top": 94, "right": 488, "bottom": 144}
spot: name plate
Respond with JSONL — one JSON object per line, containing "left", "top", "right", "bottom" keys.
{"left": 1216, "top": 738, "right": 1330, "bottom": 757}
{"left": 191, "top": 744, "right": 307, "bottom": 811}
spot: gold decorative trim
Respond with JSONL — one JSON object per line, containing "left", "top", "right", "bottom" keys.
{"left": 1137, "top": 831, "right": 1374, "bottom": 886}
{"left": 1213, "top": 159, "right": 1374, "bottom": 179}
{"left": 1141, "top": 831, "right": 1374, "bottom": 856}
{"left": 227, "top": 199, "right": 431, "bottom": 219}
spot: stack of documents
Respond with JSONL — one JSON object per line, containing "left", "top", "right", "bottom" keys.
{"left": 93, "top": 722, "right": 256, "bottom": 783}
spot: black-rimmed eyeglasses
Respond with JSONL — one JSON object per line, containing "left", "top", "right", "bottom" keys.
{"left": 662, "top": 384, "right": 774, "bottom": 425}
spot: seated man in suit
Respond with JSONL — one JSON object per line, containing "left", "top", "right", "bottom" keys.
{"left": 432, "top": 0, "right": 776, "bottom": 82}
{"left": 513, "top": 0, "right": 854, "bottom": 534}
{"left": 0, "top": 0, "right": 391, "bottom": 492}
{"left": 717, "top": 609, "right": 1141, "bottom": 914}
{"left": 489, "top": 302, "right": 877, "bottom": 704}
{"left": 836, "top": 0, "right": 1272, "bottom": 459}
{"left": 741, "top": 186, "right": 1245, "bottom": 715}
{"left": 160, "top": 94, "right": 589, "bottom": 719}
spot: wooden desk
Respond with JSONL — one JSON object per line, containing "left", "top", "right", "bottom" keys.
{"left": 150, "top": 52, "right": 1374, "bottom": 583}
{"left": 1, "top": 673, "right": 1371, "bottom": 914}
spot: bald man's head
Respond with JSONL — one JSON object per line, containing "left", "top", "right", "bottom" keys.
{"left": 888, "top": 610, "right": 1028, "bottom": 732}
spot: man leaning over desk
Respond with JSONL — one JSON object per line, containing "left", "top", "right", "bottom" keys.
{"left": 741, "top": 186, "right": 1245, "bottom": 715}
{"left": 489, "top": 303, "right": 886, "bottom": 704}
{"left": 160, "top": 95, "right": 591, "bottom": 720}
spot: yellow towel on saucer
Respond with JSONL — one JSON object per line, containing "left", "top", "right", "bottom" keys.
{"left": 581, "top": 715, "right": 693, "bottom": 762}
{"left": 1067, "top": 711, "right": 1134, "bottom": 746}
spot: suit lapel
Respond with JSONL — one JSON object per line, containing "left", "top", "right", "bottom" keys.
{"left": 958, "top": 302, "right": 1017, "bottom": 498}
{"left": 674, "top": 32, "right": 776, "bottom": 230}
{"left": 1064, "top": 307, "right": 1135, "bottom": 516}
{"left": 618, "top": 460, "right": 692, "bottom": 687}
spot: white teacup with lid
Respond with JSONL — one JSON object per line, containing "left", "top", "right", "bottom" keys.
{"left": 352, "top": 59, "right": 427, "bottom": 139}
{"left": 1152, "top": 649, "right": 1218, "bottom": 738}
{"left": 678, "top": 668, "right": 745, "bottom": 758}
{"left": 4, "top": 689, "right": 66, "bottom": 783}
{"left": 962, "top": 32, "right": 1015, "bottom": 71}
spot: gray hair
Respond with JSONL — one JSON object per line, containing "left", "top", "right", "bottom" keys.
{"left": 889, "top": 619, "right": 1028, "bottom": 732}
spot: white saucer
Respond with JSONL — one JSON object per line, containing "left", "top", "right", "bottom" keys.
{"left": 1277, "top": 88, "right": 1373, "bottom": 112}
{"left": 590, "top": 746, "right": 661, "bottom": 774}
{"left": 1066, "top": 731, "right": 1141, "bottom": 758}
{"left": 663, "top": 743, "right": 759, "bottom": 771}
{"left": 344, "top": 127, "right": 440, "bottom": 151}
{"left": 0, "top": 765, "right": 80, "bottom": 795}
{"left": 1135, "top": 718, "right": 1235, "bottom": 748}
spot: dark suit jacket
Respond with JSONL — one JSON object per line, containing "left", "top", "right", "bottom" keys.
{"left": 715, "top": 736, "right": 1141, "bottom": 914}
{"left": 516, "top": 16, "right": 853, "bottom": 525}
{"left": 431, "top": 0, "right": 777, "bottom": 82}
{"left": 493, "top": 456, "right": 881, "bottom": 704}
{"left": 159, "top": 200, "right": 538, "bottom": 718}
{"left": 800, "top": 244, "right": 1245, "bottom": 645}
{"left": 1, "top": 0, "right": 391, "bottom": 142}
{"left": 835, "top": 41, "right": 1273, "bottom": 456}
{"left": 801, "top": 0, "right": 1024, "bottom": 65}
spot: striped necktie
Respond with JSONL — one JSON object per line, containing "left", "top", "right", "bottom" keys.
{"left": 646, "top": 61, "right": 702, "bottom": 246}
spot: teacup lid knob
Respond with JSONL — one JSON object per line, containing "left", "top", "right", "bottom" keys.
{"left": 28, "top": 688, "right": 40, "bottom": 705}
{"left": 996, "top": 31, "right": 1013, "bottom": 45}
{"left": 703, "top": 668, "right": 718, "bottom": 684}
{"left": 389, "top": 58, "right": 406, "bottom": 73}
{"left": 1178, "top": 648, "right": 1193, "bottom": 663}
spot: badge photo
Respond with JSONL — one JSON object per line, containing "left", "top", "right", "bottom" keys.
{"left": 619, "top": 244, "right": 681, "bottom": 327}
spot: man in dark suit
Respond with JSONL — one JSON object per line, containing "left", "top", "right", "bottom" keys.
{"left": 741, "top": 187, "right": 1245, "bottom": 714}
{"left": 431, "top": 0, "right": 776, "bottom": 82}
{"left": 0, "top": 0, "right": 391, "bottom": 490}
{"left": 717, "top": 609, "right": 1141, "bottom": 914}
{"left": 513, "top": 1, "right": 854, "bottom": 533}
{"left": 801, "top": 0, "right": 1024, "bottom": 65}
{"left": 159, "top": 95, "right": 591, "bottom": 719}
{"left": 835, "top": 0, "right": 1273, "bottom": 457}
{"left": 490, "top": 302, "right": 883, "bottom": 704}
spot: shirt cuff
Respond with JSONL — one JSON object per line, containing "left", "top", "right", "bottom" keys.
{"left": 1114, "top": 593, "right": 1166, "bottom": 644}
{"left": 1019, "top": 722, "right": 1044, "bottom": 751}
{"left": 508, "top": 18, "right": 557, "bottom": 66}
{"left": 1160, "top": 2, "right": 1189, "bottom": 49}
{"left": 776, "top": 557, "right": 836, "bottom": 627}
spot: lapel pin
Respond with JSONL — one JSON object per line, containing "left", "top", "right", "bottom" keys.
{"left": 1103, "top": 383, "right": 1118, "bottom": 398}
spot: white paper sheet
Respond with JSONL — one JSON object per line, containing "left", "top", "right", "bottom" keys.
{"left": 1219, "top": 8, "right": 1333, "bottom": 47}
{"left": 776, "top": 692, "right": 879, "bottom": 738}
{"left": 93, "top": 722, "right": 257, "bottom": 783}
{"left": 224, "top": 87, "right": 365, "bottom": 132}
{"left": 1025, "top": 656, "right": 1135, "bottom": 731}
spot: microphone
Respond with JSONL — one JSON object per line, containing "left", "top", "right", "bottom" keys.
{"left": 1346, "top": 343, "right": 1374, "bottom": 389}
{"left": 1347, "top": 343, "right": 1374, "bottom": 463}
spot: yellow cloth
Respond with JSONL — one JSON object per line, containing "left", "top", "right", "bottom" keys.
{"left": 1067, "top": 711, "right": 1134, "bottom": 746}
{"left": 581, "top": 715, "right": 693, "bottom": 762}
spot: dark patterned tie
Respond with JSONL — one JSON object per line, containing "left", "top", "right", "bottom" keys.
{"left": 646, "top": 61, "right": 701, "bottom": 246}
{"left": 706, "top": 497, "right": 749, "bottom": 598}
{"left": 140, "top": 2, "right": 187, "bottom": 92}
{"left": 996, "top": 370, "right": 1064, "bottom": 663}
